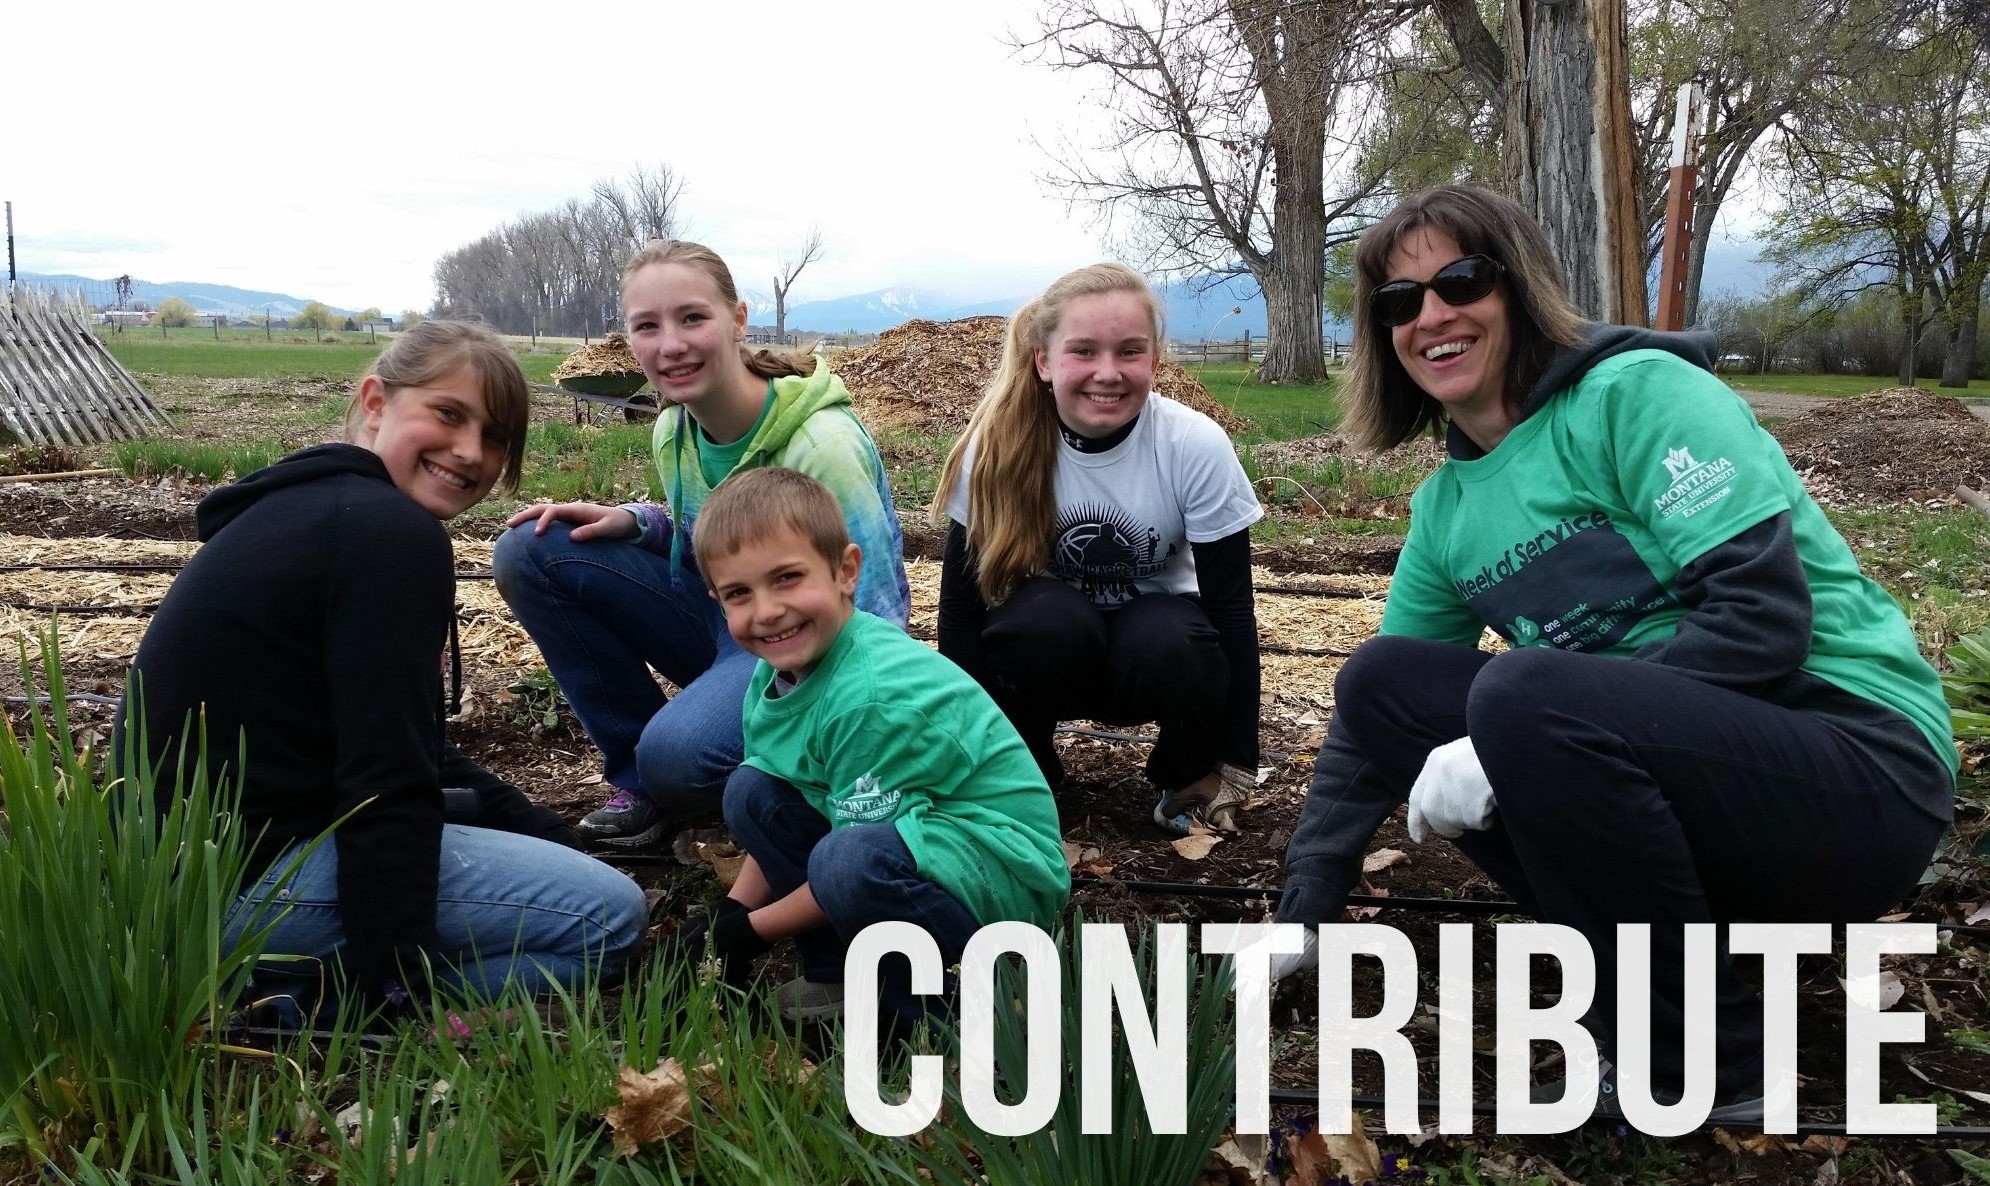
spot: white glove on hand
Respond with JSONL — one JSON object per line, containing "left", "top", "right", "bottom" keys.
{"left": 1406, "top": 737, "right": 1496, "bottom": 843}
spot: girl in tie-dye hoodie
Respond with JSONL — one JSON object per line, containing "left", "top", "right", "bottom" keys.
{"left": 495, "top": 240, "right": 909, "bottom": 848}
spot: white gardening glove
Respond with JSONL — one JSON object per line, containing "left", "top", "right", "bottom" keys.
{"left": 1406, "top": 737, "right": 1496, "bottom": 843}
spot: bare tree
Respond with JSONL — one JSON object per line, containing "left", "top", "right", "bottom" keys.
{"left": 1024, "top": 0, "right": 1413, "bottom": 383}
{"left": 772, "top": 227, "right": 824, "bottom": 342}
{"left": 431, "top": 164, "right": 691, "bottom": 337}
{"left": 593, "top": 163, "right": 687, "bottom": 246}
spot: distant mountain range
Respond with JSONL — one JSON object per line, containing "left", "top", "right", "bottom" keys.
{"left": 13, "top": 273, "right": 347, "bottom": 320}
{"left": 17, "top": 240, "right": 1772, "bottom": 339}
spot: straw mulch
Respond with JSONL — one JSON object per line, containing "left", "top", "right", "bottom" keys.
{"left": 826, "top": 317, "right": 1248, "bottom": 437}
{"left": 1769, "top": 388, "right": 1990, "bottom": 506}
{"left": 2, "top": 534, "right": 1383, "bottom": 719}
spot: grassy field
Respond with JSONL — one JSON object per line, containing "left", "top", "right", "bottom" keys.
{"left": 1726, "top": 373, "right": 1980, "bottom": 398}
{"left": 1184, "top": 361, "right": 1340, "bottom": 442}
{"left": 97, "top": 327, "right": 570, "bottom": 384}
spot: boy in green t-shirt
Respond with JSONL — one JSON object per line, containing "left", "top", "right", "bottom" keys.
{"left": 658, "top": 467, "right": 1070, "bottom": 1025}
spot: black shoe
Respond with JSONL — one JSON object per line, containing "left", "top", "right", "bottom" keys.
{"left": 576, "top": 788, "right": 669, "bottom": 849}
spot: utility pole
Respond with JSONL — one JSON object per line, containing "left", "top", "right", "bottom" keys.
{"left": 1654, "top": 80, "right": 1707, "bottom": 333}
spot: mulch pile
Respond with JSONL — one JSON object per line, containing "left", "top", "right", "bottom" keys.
{"left": 826, "top": 316, "right": 1247, "bottom": 436}
{"left": 552, "top": 332, "right": 642, "bottom": 382}
{"left": 1770, "top": 388, "right": 1990, "bottom": 506}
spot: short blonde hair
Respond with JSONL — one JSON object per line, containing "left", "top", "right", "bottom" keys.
{"left": 692, "top": 467, "right": 852, "bottom": 582}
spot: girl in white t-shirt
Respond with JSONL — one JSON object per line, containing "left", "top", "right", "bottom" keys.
{"left": 932, "top": 263, "right": 1263, "bottom": 835}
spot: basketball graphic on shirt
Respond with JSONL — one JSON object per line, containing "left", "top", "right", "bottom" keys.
{"left": 1052, "top": 503, "right": 1170, "bottom": 605}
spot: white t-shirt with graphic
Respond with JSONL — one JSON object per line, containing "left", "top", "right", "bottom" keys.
{"left": 947, "top": 394, "right": 1262, "bottom": 607}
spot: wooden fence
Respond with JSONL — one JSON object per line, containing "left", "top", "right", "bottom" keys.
{"left": 1166, "top": 335, "right": 1351, "bottom": 366}
{"left": 0, "top": 291, "right": 170, "bottom": 447}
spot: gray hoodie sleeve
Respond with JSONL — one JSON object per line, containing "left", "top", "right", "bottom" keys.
{"left": 1631, "top": 512, "right": 1812, "bottom": 690}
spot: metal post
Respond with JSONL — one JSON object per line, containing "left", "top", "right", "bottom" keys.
{"left": 1654, "top": 80, "right": 1706, "bottom": 332}
{"left": 5, "top": 200, "right": 15, "bottom": 307}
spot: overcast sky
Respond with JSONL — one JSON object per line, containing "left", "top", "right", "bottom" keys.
{"left": 6, "top": 0, "right": 1119, "bottom": 312}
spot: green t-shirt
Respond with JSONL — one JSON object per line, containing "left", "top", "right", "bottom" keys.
{"left": 740, "top": 611, "right": 1071, "bottom": 928}
{"left": 1381, "top": 348, "right": 1957, "bottom": 775}
{"left": 696, "top": 382, "right": 776, "bottom": 489}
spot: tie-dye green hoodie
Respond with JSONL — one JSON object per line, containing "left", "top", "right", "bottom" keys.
{"left": 624, "top": 365, "right": 910, "bottom": 627}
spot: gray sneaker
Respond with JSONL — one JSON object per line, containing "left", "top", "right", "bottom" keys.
{"left": 1532, "top": 1056, "right": 1769, "bottom": 1126}
{"left": 576, "top": 788, "right": 669, "bottom": 849}
{"left": 776, "top": 977, "right": 846, "bottom": 1023}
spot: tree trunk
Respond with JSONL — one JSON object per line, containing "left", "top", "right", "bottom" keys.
{"left": 1501, "top": 0, "right": 1644, "bottom": 323}
{"left": 1258, "top": 121, "right": 1327, "bottom": 384}
{"left": 1898, "top": 281, "right": 1919, "bottom": 387}
{"left": 1941, "top": 295, "right": 1981, "bottom": 387}
{"left": 1231, "top": 0, "right": 1330, "bottom": 384}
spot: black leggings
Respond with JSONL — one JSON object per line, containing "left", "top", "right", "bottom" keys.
{"left": 977, "top": 576, "right": 1230, "bottom": 792}
{"left": 1325, "top": 635, "right": 1949, "bottom": 1093}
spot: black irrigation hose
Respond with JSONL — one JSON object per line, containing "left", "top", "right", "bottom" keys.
{"left": 0, "top": 562, "right": 1379, "bottom": 601}
{"left": 593, "top": 850, "right": 1990, "bottom": 939}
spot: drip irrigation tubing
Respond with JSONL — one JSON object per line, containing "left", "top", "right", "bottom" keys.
{"left": 591, "top": 853, "right": 1990, "bottom": 939}
{"left": 0, "top": 562, "right": 1378, "bottom": 601}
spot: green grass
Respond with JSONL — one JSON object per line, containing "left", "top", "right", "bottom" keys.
{"left": 517, "top": 420, "right": 660, "bottom": 505}
{"left": 98, "top": 328, "right": 566, "bottom": 384}
{"left": 1725, "top": 373, "right": 1978, "bottom": 398}
{"left": 112, "top": 438, "right": 291, "bottom": 483}
{"left": 1183, "top": 362, "right": 1341, "bottom": 443}
{"left": 1825, "top": 505, "right": 1990, "bottom": 616}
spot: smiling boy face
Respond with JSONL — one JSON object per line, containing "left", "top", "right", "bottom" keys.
{"left": 706, "top": 525, "right": 862, "bottom": 680}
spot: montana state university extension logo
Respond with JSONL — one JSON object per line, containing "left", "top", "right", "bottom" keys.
{"left": 1662, "top": 446, "right": 1700, "bottom": 482}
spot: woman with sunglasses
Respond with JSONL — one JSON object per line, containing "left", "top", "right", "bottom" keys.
{"left": 1272, "top": 186, "right": 1954, "bottom": 1123}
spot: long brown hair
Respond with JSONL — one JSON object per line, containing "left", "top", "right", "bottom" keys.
{"left": 1339, "top": 186, "right": 1588, "bottom": 451}
{"left": 620, "top": 239, "right": 817, "bottom": 380}
{"left": 345, "top": 319, "right": 530, "bottom": 490}
{"left": 931, "top": 262, "right": 1164, "bottom": 604}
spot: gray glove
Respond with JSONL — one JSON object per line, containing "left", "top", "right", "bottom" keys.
{"left": 1406, "top": 737, "right": 1496, "bottom": 843}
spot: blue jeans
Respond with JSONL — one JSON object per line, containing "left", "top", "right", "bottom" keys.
{"left": 723, "top": 766, "right": 980, "bottom": 1025}
{"left": 227, "top": 825, "right": 648, "bottom": 1007}
{"left": 492, "top": 520, "right": 755, "bottom": 813}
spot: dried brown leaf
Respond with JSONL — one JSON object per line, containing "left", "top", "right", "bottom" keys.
{"left": 604, "top": 1061, "right": 695, "bottom": 1157}
{"left": 1361, "top": 848, "right": 1408, "bottom": 875}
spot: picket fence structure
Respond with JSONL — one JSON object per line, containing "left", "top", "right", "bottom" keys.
{"left": 0, "top": 289, "right": 169, "bottom": 447}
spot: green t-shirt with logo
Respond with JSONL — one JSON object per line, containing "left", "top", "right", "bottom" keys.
{"left": 1381, "top": 348, "right": 1956, "bottom": 775}
{"left": 740, "top": 610, "right": 1071, "bottom": 928}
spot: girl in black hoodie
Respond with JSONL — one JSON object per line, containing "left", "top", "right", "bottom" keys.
{"left": 123, "top": 320, "right": 646, "bottom": 1011}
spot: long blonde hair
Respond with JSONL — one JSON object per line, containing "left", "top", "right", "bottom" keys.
{"left": 620, "top": 239, "right": 817, "bottom": 380}
{"left": 931, "top": 262, "right": 1163, "bottom": 605}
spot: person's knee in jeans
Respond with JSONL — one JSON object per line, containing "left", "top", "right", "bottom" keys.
{"left": 809, "top": 825, "right": 977, "bottom": 1023}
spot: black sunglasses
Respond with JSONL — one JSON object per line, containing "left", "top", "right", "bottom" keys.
{"left": 1370, "top": 254, "right": 1504, "bottom": 327}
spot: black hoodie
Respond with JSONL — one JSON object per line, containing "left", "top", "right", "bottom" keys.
{"left": 123, "top": 444, "right": 571, "bottom": 996}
